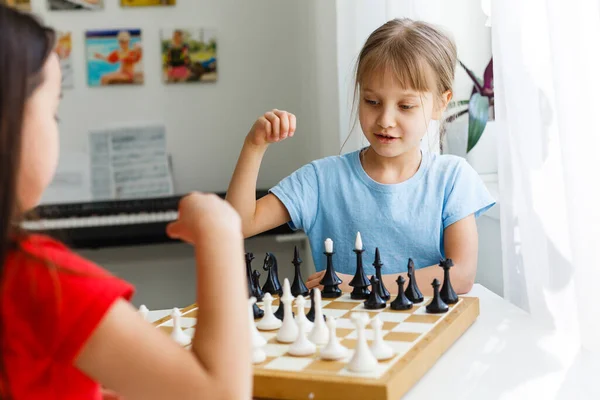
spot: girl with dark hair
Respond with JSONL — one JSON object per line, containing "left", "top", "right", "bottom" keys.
{"left": 0, "top": 5, "right": 251, "bottom": 400}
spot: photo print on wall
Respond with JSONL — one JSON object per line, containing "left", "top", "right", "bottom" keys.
{"left": 0, "top": 0, "right": 31, "bottom": 11}
{"left": 54, "top": 31, "right": 74, "bottom": 88}
{"left": 86, "top": 29, "right": 143, "bottom": 87}
{"left": 160, "top": 28, "right": 217, "bottom": 83}
{"left": 121, "top": 0, "right": 175, "bottom": 7}
{"left": 48, "top": 0, "right": 103, "bottom": 10}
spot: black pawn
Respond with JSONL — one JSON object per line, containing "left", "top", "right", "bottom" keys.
{"left": 261, "top": 252, "right": 282, "bottom": 296}
{"left": 290, "top": 246, "right": 309, "bottom": 297}
{"left": 426, "top": 279, "right": 449, "bottom": 314}
{"left": 305, "top": 288, "right": 325, "bottom": 323}
{"left": 404, "top": 258, "right": 423, "bottom": 303}
{"left": 253, "top": 302, "right": 264, "bottom": 319}
{"left": 390, "top": 275, "right": 413, "bottom": 310}
{"left": 364, "top": 275, "right": 387, "bottom": 310}
{"left": 372, "top": 248, "right": 390, "bottom": 300}
{"left": 349, "top": 246, "right": 370, "bottom": 299}
{"left": 273, "top": 297, "right": 294, "bottom": 321}
{"left": 252, "top": 270, "right": 264, "bottom": 302}
{"left": 319, "top": 246, "right": 343, "bottom": 298}
{"left": 439, "top": 258, "right": 458, "bottom": 304}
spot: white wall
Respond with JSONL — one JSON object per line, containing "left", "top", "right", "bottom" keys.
{"left": 32, "top": 0, "right": 325, "bottom": 196}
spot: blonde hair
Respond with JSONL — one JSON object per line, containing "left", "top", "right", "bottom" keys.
{"left": 344, "top": 18, "right": 458, "bottom": 153}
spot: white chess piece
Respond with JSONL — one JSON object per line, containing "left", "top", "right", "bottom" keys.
{"left": 249, "top": 297, "right": 267, "bottom": 348}
{"left": 256, "top": 293, "right": 282, "bottom": 331}
{"left": 319, "top": 317, "right": 348, "bottom": 360}
{"left": 276, "top": 279, "right": 298, "bottom": 343}
{"left": 369, "top": 315, "right": 395, "bottom": 360}
{"left": 138, "top": 304, "right": 149, "bottom": 321}
{"left": 347, "top": 312, "right": 377, "bottom": 373}
{"left": 294, "top": 295, "right": 314, "bottom": 332}
{"left": 249, "top": 297, "right": 267, "bottom": 363}
{"left": 308, "top": 288, "right": 329, "bottom": 345}
{"left": 288, "top": 318, "right": 316, "bottom": 356}
{"left": 170, "top": 308, "right": 191, "bottom": 346}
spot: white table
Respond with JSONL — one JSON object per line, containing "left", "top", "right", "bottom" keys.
{"left": 148, "top": 284, "right": 600, "bottom": 399}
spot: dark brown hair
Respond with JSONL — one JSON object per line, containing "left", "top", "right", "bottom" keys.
{"left": 0, "top": 4, "right": 56, "bottom": 398}
{"left": 344, "top": 18, "right": 458, "bottom": 152}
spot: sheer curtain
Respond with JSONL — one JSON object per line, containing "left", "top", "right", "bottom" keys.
{"left": 492, "top": 0, "right": 600, "bottom": 353}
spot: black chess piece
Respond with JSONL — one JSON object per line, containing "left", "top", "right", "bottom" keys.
{"left": 253, "top": 302, "right": 264, "bottom": 319}
{"left": 261, "top": 252, "right": 282, "bottom": 296}
{"left": 390, "top": 275, "right": 413, "bottom": 310}
{"left": 252, "top": 270, "right": 264, "bottom": 302}
{"left": 439, "top": 258, "right": 458, "bottom": 304}
{"left": 245, "top": 252, "right": 256, "bottom": 298}
{"left": 290, "top": 246, "right": 309, "bottom": 297}
{"left": 426, "top": 278, "right": 449, "bottom": 314}
{"left": 372, "top": 248, "right": 390, "bottom": 300}
{"left": 319, "top": 244, "right": 343, "bottom": 298}
{"left": 305, "top": 288, "right": 326, "bottom": 323}
{"left": 364, "top": 275, "right": 387, "bottom": 310}
{"left": 349, "top": 245, "right": 370, "bottom": 299}
{"left": 404, "top": 258, "right": 423, "bottom": 303}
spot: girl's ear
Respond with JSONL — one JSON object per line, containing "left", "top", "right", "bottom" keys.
{"left": 432, "top": 90, "right": 453, "bottom": 120}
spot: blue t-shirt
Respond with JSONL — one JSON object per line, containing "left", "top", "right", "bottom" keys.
{"left": 269, "top": 149, "right": 495, "bottom": 276}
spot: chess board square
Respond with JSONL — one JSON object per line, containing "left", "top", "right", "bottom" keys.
{"left": 340, "top": 338, "right": 372, "bottom": 350}
{"left": 392, "top": 322, "right": 432, "bottom": 333}
{"left": 382, "top": 321, "right": 399, "bottom": 331}
{"left": 253, "top": 356, "right": 276, "bottom": 368}
{"left": 324, "top": 301, "right": 362, "bottom": 310}
{"left": 383, "top": 331, "right": 421, "bottom": 342}
{"left": 304, "top": 359, "right": 346, "bottom": 373}
{"left": 337, "top": 293, "right": 366, "bottom": 303}
{"left": 404, "top": 314, "right": 442, "bottom": 324}
{"left": 377, "top": 312, "right": 410, "bottom": 323}
{"left": 322, "top": 309, "right": 351, "bottom": 319}
{"left": 263, "top": 343, "right": 289, "bottom": 357}
{"left": 351, "top": 304, "right": 387, "bottom": 312}
{"left": 345, "top": 329, "right": 389, "bottom": 340}
{"left": 338, "top": 363, "right": 389, "bottom": 379}
{"left": 264, "top": 356, "right": 314, "bottom": 372}
{"left": 335, "top": 328, "right": 355, "bottom": 339}
{"left": 158, "top": 325, "right": 173, "bottom": 335}
{"left": 333, "top": 317, "right": 356, "bottom": 329}
{"left": 340, "top": 311, "right": 384, "bottom": 320}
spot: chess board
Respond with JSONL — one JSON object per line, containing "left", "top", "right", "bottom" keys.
{"left": 153, "top": 292, "right": 479, "bottom": 400}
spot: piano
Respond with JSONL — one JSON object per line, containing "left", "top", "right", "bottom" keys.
{"left": 21, "top": 191, "right": 293, "bottom": 249}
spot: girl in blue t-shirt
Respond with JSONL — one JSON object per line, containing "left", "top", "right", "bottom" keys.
{"left": 226, "top": 18, "right": 495, "bottom": 296}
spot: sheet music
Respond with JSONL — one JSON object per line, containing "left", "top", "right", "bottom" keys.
{"left": 40, "top": 151, "right": 92, "bottom": 204}
{"left": 89, "top": 124, "right": 174, "bottom": 200}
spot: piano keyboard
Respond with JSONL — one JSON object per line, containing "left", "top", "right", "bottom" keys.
{"left": 22, "top": 192, "right": 292, "bottom": 248}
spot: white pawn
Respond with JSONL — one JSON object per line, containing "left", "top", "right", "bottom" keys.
{"left": 276, "top": 279, "right": 298, "bottom": 343}
{"left": 256, "top": 293, "right": 282, "bottom": 331}
{"left": 138, "top": 304, "right": 149, "bottom": 321}
{"left": 347, "top": 313, "right": 377, "bottom": 373}
{"left": 288, "top": 318, "right": 316, "bottom": 356}
{"left": 249, "top": 297, "right": 267, "bottom": 363}
{"left": 170, "top": 308, "right": 191, "bottom": 346}
{"left": 294, "top": 295, "right": 314, "bottom": 332}
{"left": 369, "top": 315, "right": 395, "bottom": 361}
{"left": 319, "top": 317, "right": 348, "bottom": 360}
{"left": 249, "top": 297, "right": 267, "bottom": 348}
{"left": 308, "top": 288, "right": 329, "bottom": 345}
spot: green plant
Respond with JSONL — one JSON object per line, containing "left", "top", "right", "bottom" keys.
{"left": 446, "top": 58, "right": 494, "bottom": 152}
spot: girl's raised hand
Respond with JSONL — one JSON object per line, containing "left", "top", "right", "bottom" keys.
{"left": 246, "top": 109, "right": 296, "bottom": 147}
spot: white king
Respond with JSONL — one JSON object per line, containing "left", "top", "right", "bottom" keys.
{"left": 355, "top": 231, "right": 363, "bottom": 251}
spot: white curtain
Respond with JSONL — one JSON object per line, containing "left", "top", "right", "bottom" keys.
{"left": 493, "top": 0, "right": 600, "bottom": 353}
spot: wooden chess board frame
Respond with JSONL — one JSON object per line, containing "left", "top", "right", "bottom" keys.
{"left": 153, "top": 295, "right": 479, "bottom": 400}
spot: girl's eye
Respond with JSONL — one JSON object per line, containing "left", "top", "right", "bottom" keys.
{"left": 400, "top": 105, "right": 415, "bottom": 110}
{"left": 364, "top": 99, "right": 379, "bottom": 105}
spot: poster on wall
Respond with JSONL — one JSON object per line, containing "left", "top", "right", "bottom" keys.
{"left": 54, "top": 31, "right": 74, "bottom": 88}
{"left": 85, "top": 29, "right": 144, "bottom": 87}
{"left": 121, "top": 0, "right": 175, "bottom": 6}
{"left": 48, "top": 0, "right": 103, "bottom": 10}
{"left": 160, "top": 28, "right": 217, "bottom": 83}
{"left": 0, "top": 0, "right": 31, "bottom": 11}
